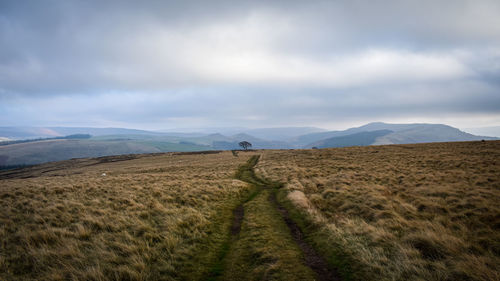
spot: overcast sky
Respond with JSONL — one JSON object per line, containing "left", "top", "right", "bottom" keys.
{"left": 1, "top": 0, "right": 499, "bottom": 130}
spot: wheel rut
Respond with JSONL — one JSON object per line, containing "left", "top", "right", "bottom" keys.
{"left": 214, "top": 154, "right": 342, "bottom": 281}
{"left": 269, "top": 191, "right": 340, "bottom": 281}
{"left": 231, "top": 204, "right": 244, "bottom": 236}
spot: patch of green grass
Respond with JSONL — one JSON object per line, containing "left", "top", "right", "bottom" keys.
{"left": 222, "top": 189, "right": 317, "bottom": 281}
{"left": 186, "top": 186, "right": 258, "bottom": 281}
{"left": 206, "top": 156, "right": 265, "bottom": 281}
{"left": 235, "top": 155, "right": 282, "bottom": 188}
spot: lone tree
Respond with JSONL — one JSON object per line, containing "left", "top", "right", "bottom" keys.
{"left": 238, "top": 141, "right": 252, "bottom": 150}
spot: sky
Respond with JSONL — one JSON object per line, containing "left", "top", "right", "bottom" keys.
{"left": 1, "top": 0, "right": 500, "bottom": 131}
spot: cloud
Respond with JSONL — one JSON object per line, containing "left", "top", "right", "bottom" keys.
{"left": 0, "top": 0, "right": 499, "bottom": 129}
{"left": 193, "top": 48, "right": 471, "bottom": 87}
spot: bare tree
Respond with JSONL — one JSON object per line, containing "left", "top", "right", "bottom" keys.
{"left": 238, "top": 141, "right": 252, "bottom": 150}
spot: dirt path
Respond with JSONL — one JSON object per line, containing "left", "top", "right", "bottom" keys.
{"left": 231, "top": 204, "right": 244, "bottom": 235}
{"left": 214, "top": 155, "right": 341, "bottom": 281}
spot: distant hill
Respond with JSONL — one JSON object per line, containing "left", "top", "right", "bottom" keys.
{"left": 0, "top": 127, "right": 61, "bottom": 139}
{"left": 161, "top": 126, "right": 325, "bottom": 140}
{"left": 289, "top": 123, "right": 396, "bottom": 147}
{"left": 0, "top": 139, "right": 211, "bottom": 167}
{"left": 1, "top": 123, "right": 496, "bottom": 166}
{"left": 302, "top": 122, "right": 497, "bottom": 148}
{"left": 212, "top": 133, "right": 290, "bottom": 150}
{"left": 307, "top": 130, "right": 393, "bottom": 148}
{"left": 371, "top": 124, "right": 495, "bottom": 145}
{"left": 0, "top": 127, "right": 163, "bottom": 139}
{"left": 0, "top": 134, "right": 91, "bottom": 146}
{"left": 243, "top": 127, "right": 326, "bottom": 141}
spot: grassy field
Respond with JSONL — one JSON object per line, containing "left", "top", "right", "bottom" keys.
{"left": 0, "top": 151, "right": 258, "bottom": 280}
{"left": 1, "top": 141, "right": 499, "bottom": 280}
{"left": 256, "top": 141, "right": 500, "bottom": 281}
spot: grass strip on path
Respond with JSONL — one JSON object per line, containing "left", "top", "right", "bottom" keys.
{"left": 222, "top": 189, "right": 317, "bottom": 281}
{"left": 214, "top": 155, "right": 341, "bottom": 281}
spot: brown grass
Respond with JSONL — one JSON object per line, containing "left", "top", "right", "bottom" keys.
{"left": 0, "top": 151, "right": 257, "bottom": 280}
{"left": 2, "top": 141, "right": 499, "bottom": 280}
{"left": 256, "top": 141, "right": 500, "bottom": 281}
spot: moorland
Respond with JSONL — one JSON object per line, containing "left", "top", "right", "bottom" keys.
{"left": 1, "top": 141, "right": 499, "bottom": 280}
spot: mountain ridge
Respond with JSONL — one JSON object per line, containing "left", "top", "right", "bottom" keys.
{"left": 298, "top": 122, "right": 497, "bottom": 148}
{"left": 1, "top": 122, "right": 498, "bottom": 166}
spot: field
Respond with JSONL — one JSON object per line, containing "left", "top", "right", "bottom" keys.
{"left": 0, "top": 151, "right": 257, "bottom": 280}
{"left": 256, "top": 141, "right": 500, "bottom": 280}
{"left": 1, "top": 141, "right": 499, "bottom": 280}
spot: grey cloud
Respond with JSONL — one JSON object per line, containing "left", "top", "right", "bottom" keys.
{"left": 1, "top": 0, "right": 499, "bottom": 94}
{"left": 0, "top": 0, "right": 500, "bottom": 129}
{"left": 1, "top": 80, "right": 499, "bottom": 128}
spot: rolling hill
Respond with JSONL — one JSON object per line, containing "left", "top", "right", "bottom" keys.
{"left": 300, "top": 122, "right": 497, "bottom": 148}
{"left": 0, "top": 139, "right": 211, "bottom": 166}
{"left": 371, "top": 123, "right": 493, "bottom": 145}
{"left": 0, "top": 123, "right": 497, "bottom": 166}
{"left": 307, "top": 130, "right": 394, "bottom": 148}
{"left": 0, "top": 127, "right": 162, "bottom": 139}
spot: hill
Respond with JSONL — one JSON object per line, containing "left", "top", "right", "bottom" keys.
{"left": 0, "top": 123, "right": 497, "bottom": 166}
{"left": 160, "top": 126, "right": 326, "bottom": 141}
{"left": 308, "top": 130, "right": 393, "bottom": 148}
{"left": 216, "top": 133, "right": 290, "bottom": 149}
{"left": 0, "top": 139, "right": 211, "bottom": 166}
{"left": 371, "top": 123, "right": 493, "bottom": 145}
{"left": 243, "top": 127, "right": 326, "bottom": 141}
{"left": 0, "top": 126, "right": 162, "bottom": 139}
{"left": 0, "top": 132, "right": 281, "bottom": 166}
{"left": 299, "top": 122, "right": 497, "bottom": 148}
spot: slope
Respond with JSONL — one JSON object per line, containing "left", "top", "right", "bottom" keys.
{"left": 0, "top": 139, "right": 211, "bottom": 166}
{"left": 307, "top": 130, "right": 393, "bottom": 148}
{"left": 297, "top": 122, "right": 497, "bottom": 148}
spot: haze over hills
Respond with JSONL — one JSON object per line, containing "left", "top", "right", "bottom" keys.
{"left": 463, "top": 126, "right": 500, "bottom": 138}
{"left": 0, "top": 127, "right": 163, "bottom": 140}
{"left": 0, "top": 122, "right": 497, "bottom": 167}
{"left": 161, "top": 127, "right": 326, "bottom": 141}
{"left": 308, "top": 130, "right": 394, "bottom": 149}
{"left": 301, "top": 123, "right": 497, "bottom": 148}
{"left": 0, "top": 126, "right": 325, "bottom": 141}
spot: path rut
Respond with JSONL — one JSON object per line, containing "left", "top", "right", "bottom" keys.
{"left": 269, "top": 191, "right": 340, "bottom": 281}
{"left": 217, "top": 154, "right": 342, "bottom": 281}
{"left": 231, "top": 205, "right": 244, "bottom": 236}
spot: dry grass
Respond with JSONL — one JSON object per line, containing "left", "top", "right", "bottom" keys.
{"left": 0, "top": 151, "right": 257, "bottom": 280}
{"left": 256, "top": 141, "right": 500, "bottom": 281}
{"left": 2, "top": 141, "right": 499, "bottom": 280}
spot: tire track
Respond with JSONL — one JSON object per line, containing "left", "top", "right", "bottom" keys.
{"left": 269, "top": 191, "right": 341, "bottom": 281}
{"left": 231, "top": 204, "right": 244, "bottom": 236}
{"left": 238, "top": 155, "right": 341, "bottom": 281}
{"left": 214, "top": 154, "right": 341, "bottom": 280}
